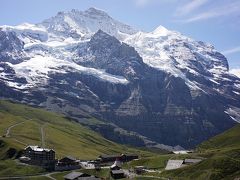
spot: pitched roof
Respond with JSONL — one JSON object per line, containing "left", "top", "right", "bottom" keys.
{"left": 111, "top": 170, "right": 124, "bottom": 175}
{"left": 61, "top": 156, "right": 77, "bottom": 161}
{"left": 165, "top": 160, "right": 184, "bottom": 170}
{"left": 99, "top": 154, "right": 118, "bottom": 158}
{"left": 25, "top": 145, "right": 54, "bottom": 152}
{"left": 64, "top": 172, "right": 84, "bottom": 180}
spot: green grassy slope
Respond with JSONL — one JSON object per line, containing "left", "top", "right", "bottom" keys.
{"left": 160, "top": 124, "right": 240, "bottom": 180}
{"left": 198, "top": 124, "right": 240, "bottom": 151}
{"left": 0, "top": 100, "right": 155, "bottom": 177}
{"left": 0, "top": 100, "right": 152, "bottom": 160}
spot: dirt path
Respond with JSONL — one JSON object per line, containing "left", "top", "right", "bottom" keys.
{"left": 40, "top": 124, "right": 46, "bottom": 148}
{"left": 5, "top": 121, "right": 25, "bottom": 137}
{"left": 4, "top": 119, "right": 32, "bottom": 145}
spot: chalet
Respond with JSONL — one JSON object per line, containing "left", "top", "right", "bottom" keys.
{"left": 99, "top": 155, "right": 118, "bottom": 163}
{"left": 59, "top": 156, "right": 77, "bottom": 165}
{"left": 120, "top": 154, "right": 139, "bottom": 162}
{"left": 22, "top": 145, "right": 56, "bottom": 170}
{"left": 110, "top": 170, "right": 125, "bottom": 179}
{"left": 99, "top": 154, "right": 138, "bottom": 163}
{"left": 56, "top": 156, "right": 81, "bottom": 171}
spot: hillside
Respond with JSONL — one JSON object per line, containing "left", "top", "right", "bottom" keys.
{"left": 198, "top": 124, "right": 240, "bottom": 151}
{"left": 159, "top": 124, "right": 240, "bottom": 180}
{"left": 111, "top": 124, "right": 240, "bottom": 180}
{"left": 0, "top": 100, "right": 152, "bottom": 160}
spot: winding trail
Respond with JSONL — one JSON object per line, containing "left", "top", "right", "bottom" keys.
{"left": 4, "top": 119, "right": 32, "bottom": 145}
{"left": 5, "top": 121, "right": 25, "bottom": 137}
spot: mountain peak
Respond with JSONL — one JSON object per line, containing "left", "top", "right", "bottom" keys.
{"left": 152, "top": 25, "right": 170, "bottom": 36}
{"left": 39, "top": 8, "right": 137, "bottom": 39}
{"left": 84, "top": 7, "right": 109, "bottom": 17}
{"left": 91, "top": 29, "right": 120, "bottom": 44}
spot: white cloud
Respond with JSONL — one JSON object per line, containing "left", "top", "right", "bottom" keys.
{"left": 182, "top": 11, "right": 220, "bottom": 23}
{"left": 176, "top": 0, "right": 209, "bottom": 16}
{"left": 177, "top": 1, "right": 240, "bottom": 23}
{"left": 230, "top": 68, "right": 240, "bottom": 78}
{"left": 222, "top": 46, "right": 240, "bottom": 55}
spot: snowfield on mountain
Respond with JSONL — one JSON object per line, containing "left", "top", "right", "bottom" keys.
{"left": 0, "top": 8, "right": 240, "bottom": 149}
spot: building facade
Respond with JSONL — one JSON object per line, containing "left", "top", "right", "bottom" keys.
{"left": 23, "top": 146, "right": 56, "bottom": 170}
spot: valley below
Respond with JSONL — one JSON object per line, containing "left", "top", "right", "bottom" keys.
{"left": 0, "top": 100, "right": 239, "bottom": 180}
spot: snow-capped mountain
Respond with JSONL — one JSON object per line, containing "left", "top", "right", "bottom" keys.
{"left": 0, "top": 8, "right": 240, "bottom": 148}
{"left": 40, "top": 8, "right": 137, "bottom": 40}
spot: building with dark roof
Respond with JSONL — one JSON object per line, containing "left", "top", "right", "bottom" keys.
{"left": 23, "top": 145, "right": 56, "bottom": 170}
{"left": 99, "top": 154, "right": 138, "bottom": 163}
{"left": 99, "top": 155, "right": 118, "bottom": 163}
{"left": 56, "top": 156, "right": 81, "bottom": 171}
{"left": 64, "top": 172, "right": 91, "bottom": 180}
{"left": 134, "top": 166, "right": 146, "bottom": 174}
{"left": 110, "top": 170, "right": 125, "bottom": 179}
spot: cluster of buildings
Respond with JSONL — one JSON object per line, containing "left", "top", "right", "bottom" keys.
{"left": 99, "top": 154, "right": 139, "bottom": 179}
{"left": 20, "top": 146, "right": 83, "bottom": 171}
{"left": 19, "top": 145, "right": 201, "bottom": 179}
{"left": 19, "top": 145, "right": 139, "bottom": 179}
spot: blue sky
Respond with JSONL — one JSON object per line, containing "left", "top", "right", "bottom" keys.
{"left": 0, "top": 0, "right": 239, "bottom": 69}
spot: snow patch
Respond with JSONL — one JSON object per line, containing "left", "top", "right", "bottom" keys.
{"left": 1, "top": 23, "right": 48, "bottom": 42}
{"left": 152, "top": 25, "right": 171, "bottom": 36}
{"left": 225, "top": 107, "right": 240, "bottom": 123}
{"left": 230, "top": 68, "right": 240, "bottom": 78}
{"left": 10, "top": 55, "right": 129, "bottom": 88}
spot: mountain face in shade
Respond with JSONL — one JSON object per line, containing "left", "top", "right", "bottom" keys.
{"left": 0, "top": 8, "right": 240, "bottom": 149}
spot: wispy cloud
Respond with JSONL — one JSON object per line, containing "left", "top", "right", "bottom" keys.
{"left": 176, "top": 0, "right": 209, "bottom": 16}
{"left": 133, "top": 0, "right": 175, "bottom": 7}
{"left": 222, "top": 46, "right": 240, "bottom": 55}
{"left": 176, "top": 0, "right": 240, "bottom": 23}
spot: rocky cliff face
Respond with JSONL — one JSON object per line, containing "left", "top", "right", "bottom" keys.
{"left": 0, "top": 8, "right": 240, "bottom": 149}
{"left": 0, "top": 29, "right": 27, "bottom": 64}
